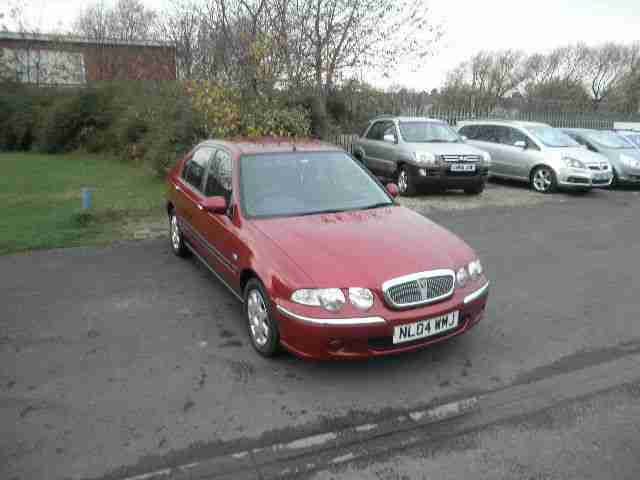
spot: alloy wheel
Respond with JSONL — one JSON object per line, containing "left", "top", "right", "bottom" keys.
{"left": 398, "top": 169, "right": 408, "bottom": 193}
{"left": 171, "top": 215, "right": 181, "bottom": 252}
{"left": 247, "top": 289, "right": 270, "bottom": 347}
{"left": 532, "top": 168, "right": 553, "bottom": 193}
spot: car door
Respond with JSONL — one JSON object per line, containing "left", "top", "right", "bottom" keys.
{"left": 361, "top": 121, "right": 385, "bottom": 174}
{"left": 502, "top": 127, "right": 535, "bottom": 179}
{"left": 195, "top": 147, "right": 242, "bottom": 289}
{"left": 173, "top": 147, "right": 213, "bottom": 255}
{"left": 377, "top": 121, "right": 400, "bottom": 175}
{"left": 473, "top": 125, "right": 507, "bottom": 176}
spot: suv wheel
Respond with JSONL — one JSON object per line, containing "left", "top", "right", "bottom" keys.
{"left": 464, "top": 181, "right": 485, "bottom": 195}
{"left": 531, "top": 166, "right": 557, "bottom": 193}
{"left": 398, "top": 166, "right": 417, "bottom": 196}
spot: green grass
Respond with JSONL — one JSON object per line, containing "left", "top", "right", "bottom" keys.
{"left": 0, "top": 152, "right": 167, "bottom": 255}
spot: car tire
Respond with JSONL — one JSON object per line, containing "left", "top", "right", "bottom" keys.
{"left": 530, "top": 166, "right": 557, "bottom": 194}
{"left": 611, "top": 168, "right": 620, "bottom": 188}
{"left": 244, "top": 278, "right": 280, "bottom": 357}
{"left": 397, "top": 166, "right": 417, "bottom": 196}
{"left": 169, "top": 211, "right": 190, "bottom": 257}
{"left": 464, "top": 182, "right": 485, "bottom": 195}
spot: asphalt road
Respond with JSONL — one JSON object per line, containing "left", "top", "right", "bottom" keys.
{"left": 2, "top": 184, "right": 640, "bottom": 480}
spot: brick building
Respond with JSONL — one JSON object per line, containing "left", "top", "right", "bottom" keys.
{"left": 0, "top": 31, "right": 176, "bottom": 85}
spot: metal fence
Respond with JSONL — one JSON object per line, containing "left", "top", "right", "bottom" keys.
{"left": 329, "top": 109, "right": 640, "bottom": 153}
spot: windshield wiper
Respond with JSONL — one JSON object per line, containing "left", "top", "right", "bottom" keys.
{"left": 361, "top": 202, "right": 393, "bottom": 210}
{"left": 298, "top": 208, "right": 354, "bottom": 216}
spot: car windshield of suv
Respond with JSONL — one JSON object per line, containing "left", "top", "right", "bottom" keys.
{"left": 240, "top": 151, "right": 393, "bottom": 218}
{"left": 585, "top": 131, "right": 636, "bottom": 149}
{"left": 399, "top": 121, "right": 461, "bottom": 143}
{"left": 525, "top": 126, "right": 579, "bottom": 148}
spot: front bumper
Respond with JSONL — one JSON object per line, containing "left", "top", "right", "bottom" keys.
{"left": 557, "top": 167, "right": 612, "bottom": 189}
{"left": 408, "top": 163, "right": 488, "bottom": 188}
{"left": 275, "top": 282, "right": 490, "bottom": 360}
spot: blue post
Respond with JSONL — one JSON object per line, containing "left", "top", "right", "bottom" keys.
{"left": 81, "top": 188, "right": 93, "bottom": 210}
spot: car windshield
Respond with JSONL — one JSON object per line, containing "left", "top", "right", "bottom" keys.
{"left": 584, "top": 130, "right": 634, "bottom": 149}
{"left": 619, "top": 132, "right": 640, "bottom": 148}
{"left": 525, "top": 126, "right": 579, "bottom": 148}
{"left": 240, "top": 151, "right": 393, "bottom": 218}
{"left": 399, "top": 121, "right": 461, "bottom": 143}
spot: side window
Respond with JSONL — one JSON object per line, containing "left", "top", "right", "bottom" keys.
{"left": 182, "top": 148, "right": 212, "bottom": 191}
{"left": 366, "top": 121, "right": 383, "bottom": 140}
{"left": 205, "top": 149, "right": 233, "bottom": 198}
{"left": 494, "top": 126, "right": 513, "bottom": 145}
{"left": 382, "top": 122, "right": 397, "bottom": 141}
{"left": 508, "top": 128, "right": 528, "bottom": 145}
{"left": 459, "top": 125, "right": 478, "bottom": 139}
{"left": 479, "top": 126, "right": 500, "bottom": 143}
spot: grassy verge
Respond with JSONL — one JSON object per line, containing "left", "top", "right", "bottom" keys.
{"left": 0, "top": 152, "right": 167, "bottom": 255}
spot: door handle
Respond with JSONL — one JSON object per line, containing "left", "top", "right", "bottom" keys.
{"left": 175, "top": 184, "right": 182, "bottom": 192}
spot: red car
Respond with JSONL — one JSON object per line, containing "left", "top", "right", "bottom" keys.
{"left": 166, "top": 138, "right": 489, "bottom": 360}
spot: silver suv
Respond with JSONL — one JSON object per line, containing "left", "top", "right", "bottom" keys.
{"left": 458, "top": 120, "right": 612, "bottom": 193}
{"left": 353, "top": 116, "right": 491, "bottom": 196}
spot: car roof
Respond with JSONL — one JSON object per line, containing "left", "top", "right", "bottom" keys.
{"left": 370, "top": 115, "right": 446, "bottom": 123}
{"left": 198, "top": 137, "right": 343, "bottom": 156}
{"left": 458, "top": 119, "right": 550, "bottom": 128}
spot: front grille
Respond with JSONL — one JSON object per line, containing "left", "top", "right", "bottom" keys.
{"left": 588, "top": 163, "right": 610, "bottom": 171}
{"left": 383, "top": 270, "right": 455, "bottom": 309}
{"left": 441, "top": 155, "right": 482, "bottom": 163}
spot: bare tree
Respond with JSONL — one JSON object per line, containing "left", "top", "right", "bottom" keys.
{"left": 157, "top": 0, "right": 201, "bottom": 79}
{"left": 583, "top": 43, "right": 637, "bottom": 111}
{"left": 74, "top": 0, "right": 158, "bottom": 42}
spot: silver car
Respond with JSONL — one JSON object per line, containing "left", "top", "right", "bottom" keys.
{"left": 353, "top": 116, "right": 491, "bottom": 196}
{"left": 458, "top": 120, "right": 612, "bottom": 193}
{"left": 563, "top": 129, "right": 640, "bottom": 187}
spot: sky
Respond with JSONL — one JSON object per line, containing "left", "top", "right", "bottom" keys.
{"left": 5, "top": 0, "right": 640, "bottom": 91}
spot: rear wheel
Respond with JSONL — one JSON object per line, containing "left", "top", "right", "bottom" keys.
{"left": 530, "top": 166, "right": 557, "bottom": 193}
{"left": 397, "top": 166, "right": 417, "bottom": 196}
{"left": 244, "top": 279, "right": 280, "bottom": 357}
{"left": 464, "top": 181, "right": 485, "bottom": 195}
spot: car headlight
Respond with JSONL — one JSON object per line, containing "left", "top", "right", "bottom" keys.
{"left": 456, "top": 267, "right": 469, "bottom": 288}
{"left": 620, "top": 154, "right": 640, "bottom": 168}
{"left": 348, "top": 288, "right": 374, "bottom": 310}
{"left": 482, "top": 152, "right": 491, "bottom": 166}
{"left": 562, "top": 157, "right": 586, "bottom": 169}
{"left": 291, "top": 288, "right": 346, "bottom": 312}
{"left": 456, "top": 259, "right": 484, "bottom": 288}
{"left": 413, "top": 151, "right": 436, "bottom": 164}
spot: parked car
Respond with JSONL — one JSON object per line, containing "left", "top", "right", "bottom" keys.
{"left": 457, "top": 120, "right": 612, "bottom": 193}
{"left": 562, "top": 128, "right": 640, "bottom": 186}
{"left": 166, "top": 138, "right": 489, "bottom": 360}
{"left": 615, "top": 130, "right": 640, "bottom": 150}
{"left": 352, "top": 116, "right": 491, "bottom": 196}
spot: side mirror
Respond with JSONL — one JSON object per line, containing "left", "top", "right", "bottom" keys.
{"left": 386, "top": 183, "right": 399, "bottom": 198}
{"left": 383, "top": 133, "right": 396, "bottom": 144}
{"left": 514, "top": 140, "right": 527, "bottom": 149}
{"left": 200, "top": 196, "right": 227, "bottom": 214}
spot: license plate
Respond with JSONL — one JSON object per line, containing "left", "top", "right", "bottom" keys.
{"left": 594, "top": 173, "right": 608, "bottom": 180}
{"left": 450, "top": 164, "right": 476, "bottom": 172}
{"left": 393, "top": 311, "right": 459, "bottom": 344}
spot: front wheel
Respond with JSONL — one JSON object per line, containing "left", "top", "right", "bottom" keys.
{"left": 169, "top": 212, "right": 189, "bottom": 257}
{"left": 398, "top": 166, "right": 417, "bottom": 196}
{"left": 244, "top": 279, "right": 280, "bottom": 357}
{"left": 530, "top": 166, "right": 557, "bottom": 193}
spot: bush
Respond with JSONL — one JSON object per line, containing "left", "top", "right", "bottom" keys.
{"left": 0, "top": 83, "right": 48, "bottom": 151}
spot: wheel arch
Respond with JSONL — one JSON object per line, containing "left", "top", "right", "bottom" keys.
{"left": 529, "top": 163, "right": 558, "bottom": 181}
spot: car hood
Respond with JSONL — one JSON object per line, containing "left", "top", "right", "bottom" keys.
{"left": 251, "top": 206, "right": 475, "bottom": 288}
{"left": 405, "top": 142, "right": 485, "bottom": 157}
{"left": 557, "top": 147, "right": 609, "bottom": 165}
